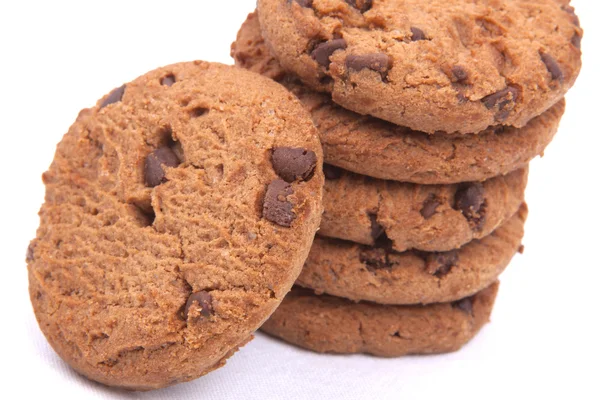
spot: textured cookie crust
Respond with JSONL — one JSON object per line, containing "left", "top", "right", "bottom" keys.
{"left": 261, "top": 282, "right": 499, "bottom": 356}
{"left": 232, "top": 11, "right": 565, "bottom": 183}
{"left": 256, "top": 0, "right": 581, "bottom": 133}
{"left": 320, "top": 166, "right": 527, "bottom": 252}
{"left": 299, "top": 204, "right": 526, "bottom": 304}
{"left": 27, "top": 62, "right": 324, "bottom": 390}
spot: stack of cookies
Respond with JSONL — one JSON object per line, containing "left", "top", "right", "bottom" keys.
{"left": 232, "top": 0, "right": 582, "bottom": 356}
{"left": 26, "top": 0, "right": 583, "bottom": 391}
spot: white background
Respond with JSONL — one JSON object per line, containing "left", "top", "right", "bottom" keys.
{"left": 1, "top": 1, "right": 598, "bottom": 399}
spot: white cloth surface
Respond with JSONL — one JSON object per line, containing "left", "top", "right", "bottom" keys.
{"left": 1, "top": 1, "right": 599, "bottom": 398}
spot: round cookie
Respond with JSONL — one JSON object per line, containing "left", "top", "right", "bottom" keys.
{"left": 261, "top": 282, "right": 499, "bottom": 356}
{"left": 26, "top": 61, "right": 324, "bottom": 390}
{"left": 232, "top": 11, "right": 565, "bottom": 184}
{"left": 256, "top": 0, "right": 581, "bottom": 134}
{"left": 299, "top": 204, "right": 526, "bottom": 305}
{"left": 320, "top": 166, "right": 527, "bottom": 252}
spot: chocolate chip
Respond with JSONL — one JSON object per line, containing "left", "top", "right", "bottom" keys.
{"left": 161, "top": 74, "right": 176, "bottom": 87}
{"left": 346, "top": 53, "right": 391, "bottom": 74}
{"left": 452, "top": 297, "right": 473, "bottom": 314}
{"left": 184, "top": 291, "right": 213, "bottom": 319}
{"left": 311, "top": 39, "right": 347, "bottom": 68}
{"left": 359, "top": 247, "right": 390, "bottom": 269}
{"left": 425, "top": 250, "right": 459, "bottom": 277}
{"left": 457, "top": 93, "right": 468, "bottom": 104}
{"left": 144, "top": 147, "right": 181, "bottom": 187}
{"left": 420, "top": 195, "right": 441, "bottom": 219}
{"left": 481, "top": 86, "right": 519, "bottom": 121}
{"left": 410, "top": 27, "right": 426, "bottom": 41}
{"left": 518, "top": 244, "right": 525, "bottom": 254}
{"left": 482, "top": 87, "right": 519, "bottom": 110}
{"left": 345, "top": 0, "right": 372, "bottom": 12}
{"left": 272, "top": 147, "right": 317, "bottom": 183}
{"left": 263, "top": 179, "right": 296, "bottom": 227}
{"left": 26, "top": 243, "right": 34, "bottom": 262}
{"left": 100, "top": 84, "right": 126, "bottom": 109}
{"left": 572, "top": 32, "right": 582, "bottom": 49}
{"left": 323, "top": 164, "right": 343, "bottom": 180}
{"left": 540, "top": 53, "right": 564, "bottom": 81}
{"left": 454, "top": 182, "right": 486, "bottom": 230}
{"left": 289, "top": 0, "right": 312, "bottom": 7}
{"left": 562, "top": 5, "right": 580, "bottom": 27}
{"left": 368, "top": 213, "right": 385, "bottom": 242}
{"left": 451, "top": 66, "right": 468, "bottom": 82}
{"left": 494, "top": 125, "right": 507, "bottom": 134}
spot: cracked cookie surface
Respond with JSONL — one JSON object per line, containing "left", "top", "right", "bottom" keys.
{"left": 261, "top": 282, "right": 499, "bottom": 356}
{"left": 320, "top": 166, "right": 527, "bottom": 252}
{"left": 256, "top": 0, "right": 581, "bottom": 133}
{"left": 298, "top": 204, "right": 526, "bottom": 304}
{"left": 26, "top": 61, "right": 324, "bottom": 390}
{"left": 232, "top": 11, "right": 565, "bottom": 183}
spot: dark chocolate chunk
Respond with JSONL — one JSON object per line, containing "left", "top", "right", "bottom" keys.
{"left": 161, "top": 74, "right": 176, "bottom": 87}
{"left": 368, "top": 213, "right": 385, "bottom": 241}
{"left": 562, "top": 5, "right": 580, "bottom": 27}
{"left": 540, "top": 53, "right": 564, "bottom": 81}
{"left": 572, "top": 32, "right": 582, "bottom": 49}
{"left": 272, "top": 147, "right": 317, "bottom": 182}
{"left": 26, "top": 243, "right": 35, "bottom": 262}
{"left": 144, "top": 147, "right": 181, "bottom": 187}
{"left": 263, "top": 179, "right": 296, "bottom": 227}
{"left": 345, "top": 0, "right": 372, "bottom": 13}
{"left": 323, "top": 164, "right": 343, "bottom": 180}
{"left": 289, "top": 0, "right": 313, "bottom": 7}
{"left": 311, "top": 39, "right": 347, "bottom": 68}
{"left": 482, "top": 87, "right": 519, "bottom": 110}
{"left": 454, "top": 182, "right": 486, "bottom": 230}
{"left": 184, "top": 291, "right": 213, "bottom": 319}
{"left": 410, "top": 27, "right": 426, "bottom": 41}
{"left": 482, "top": 86, "right": 519, "bottom": 121}
{"left": 425, "top": 250, "right": 459, "bottom": 277}
{"left": 100, "top": 84, "right": 126, "bottom": 109}
{"left": 451, "top": 66, "right": 468, "bottom": 82}
{"left": 452, "top": 297, "right": 473, "bottom": 314}
{"left": 420, "top": 195, "right": 441, "bottom": 219}
{"left": 359, "top": 247, "right": 390, "bottom": 269}
{"left": 346, "top": 53, "right": 391, "bottom": 74}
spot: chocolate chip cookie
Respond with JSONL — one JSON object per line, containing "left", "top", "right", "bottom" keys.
{"left": 299, "top": 204, "right": 526, "bottom": 304}
{"left": 261, "top": 282, "right": 499, "bottom": 356}
{"left": 26, "top": 61, "right": 324, "bottom": 390}
{"left": 320, "top": 166, "right": 527, "bottom": 252}
{"left": 256, "top": 0, "right": 581, "bottom": 133}
{"left": 232, "top": 11, "right": 565, "bottom": 183}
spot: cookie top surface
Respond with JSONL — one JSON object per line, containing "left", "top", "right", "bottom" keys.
{"left": 320, "top": 166, "right": 527, "bottom": 252}
{"left": 299, "top": 204, "right": 526, "bottom": 304}
{"left": 27, "top": 61, "right": 324, "bottom": 390}
{"left": 261, "top": 282, "right": 499, "bottom": 356}
{"left": 232, "top": 11, "right": 565, "bottom": 183}
{"left": 256, "top": 0, "right": 581, "bottom": 133}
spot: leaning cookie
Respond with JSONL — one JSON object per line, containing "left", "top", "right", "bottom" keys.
{"left": 232, "top": 11, "right": 565, "bottom": 184}
{"left": 26, "top": 62, "right": 324, "bottom": 390}
{"left": 256, "top": 0, "right": 581, "bottom": 134}
{"left": 320, "top": 166, "right": 527, "bottom": 252}
{"left": 261, "top": 282, "right": 499, "bottom": 356}
{"left": 299, "top": 204, "right": 526, "bottom": 305}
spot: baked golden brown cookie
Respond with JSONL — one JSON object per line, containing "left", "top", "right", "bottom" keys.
{"left": 231, "top": 11, "right": 565, "bottom": 183}
{"left": 320, "top": 166, "right": 527, "bottom": 252}
{"left": 299, "top": 204, "right": 526, "bottom": 304}
{"left": 26, "top": 61, "right": 324, "bottom": 390}
{"left": 255, "top": 0, "right": 581, "bottom": 134}
{"left": 261, "top": 282, "right": 499, "bottom": 356}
